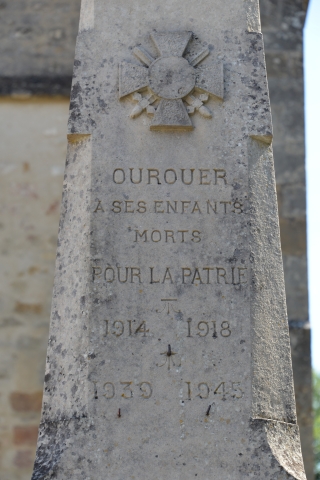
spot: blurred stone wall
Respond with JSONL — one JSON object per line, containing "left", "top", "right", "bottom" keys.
{"left": 0, "top": 99, "right": 69, "bottom": 480}
{"left": 0, "top": 1, "right": 312, "bottom": 479}
{"left": 0, "top": 0, "right": 80, "bottom": 95}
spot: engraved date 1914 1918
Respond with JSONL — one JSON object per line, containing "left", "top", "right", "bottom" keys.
{"left": 102, "top": 319, "right": 231, "bottom": 339}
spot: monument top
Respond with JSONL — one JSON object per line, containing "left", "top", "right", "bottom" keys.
{"left": 32, "top": 0, "right": 306, "bottom": 479}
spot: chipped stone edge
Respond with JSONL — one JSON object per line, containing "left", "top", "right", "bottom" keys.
{"left": 245, "top": 0, "right": 261, "bottom": 33}
{"left": 248, "top": 137, "right": 306, "bottom": 479}
{"left": 79, "top": 0, "right": 94, "bottom": 32}
{"left": 250, "top": 419, "right": 306, "bottom": 480}
{"left": 31, "top": 133, "right": 93, "bottom": 480}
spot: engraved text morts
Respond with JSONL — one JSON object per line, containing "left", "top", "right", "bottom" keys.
{"left": 32, "top": 0, "right": 306, "bottom": 478}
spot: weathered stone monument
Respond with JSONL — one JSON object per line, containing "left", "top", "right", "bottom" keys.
{"left": 31, "top": 0, "right": 307, "bottom": 478}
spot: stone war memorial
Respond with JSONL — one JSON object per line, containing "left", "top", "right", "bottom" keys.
{"left": 31, "top": 0, "right": 307, "bottom": 478}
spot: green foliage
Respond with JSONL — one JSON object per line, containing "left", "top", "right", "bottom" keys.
{"left": 314, "top": 370, "right": 320, "bottom": 478}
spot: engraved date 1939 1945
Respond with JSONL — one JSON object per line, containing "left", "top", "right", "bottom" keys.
{"left": 102, "top": 320, "right": 231, "bottom": 338}
{"left": 92, "top": 380, "right": 244, "bottom": 401}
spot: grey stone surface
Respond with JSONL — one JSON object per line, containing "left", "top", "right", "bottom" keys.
{"left": 260, "top": 1, "right": 313, "bottom": 477}
{"left": 31, "top": 0, "right": 306, "bottom": 478}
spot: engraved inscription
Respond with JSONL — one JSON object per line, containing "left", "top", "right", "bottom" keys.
{"left": 95, "top": 381, "right": 153, "bottom": 400}
{"left": 134, "top": 229, "right": 201, "bottom": 243}
{"left": 95, "top": 62, "right": 247, "bottom": 425}
{"left": 92, "top": 265, "right": 248, "bottom": 286}
{"left": 187, "top": 319, "right": 231, "bottom": 338}
{"left": 111, "top": 167, "right": 228, "bottom": 185}
{"left": 107, "top": 199, "right": 244, "bottom": 215}
{"left": 184, "top": 381, "right": 244, "bottom": 401}
{"left": 156, "top": 299, "right": 181, "bottom": 314}
{"left": 104, "top": 320, "right": 149, "bottom": 337}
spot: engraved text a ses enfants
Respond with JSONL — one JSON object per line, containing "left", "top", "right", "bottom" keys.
{"left": 94, "top": 199, "right": 244, "bottom": 215}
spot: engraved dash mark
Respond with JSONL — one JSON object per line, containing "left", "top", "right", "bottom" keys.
{"left": 156, "top": 298, "right": 181, "bottom": 315}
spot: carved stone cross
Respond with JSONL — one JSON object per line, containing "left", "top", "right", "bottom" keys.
{"left": 119, "top": 32, "right": 223, "bottom": 130}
